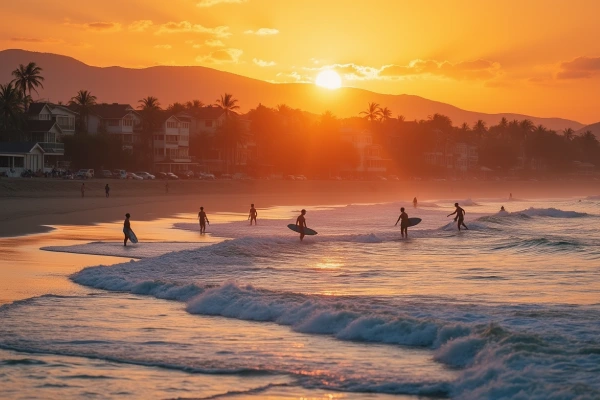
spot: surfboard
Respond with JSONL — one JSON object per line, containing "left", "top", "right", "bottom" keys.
{"left": 287, "top": 224, "right": 318, "bottom": 235}
{"left": 407, "top": 217, "right": 422, "bottom": 227}
{"left": 127, "top": 229, "right": 138, "bottom": 243}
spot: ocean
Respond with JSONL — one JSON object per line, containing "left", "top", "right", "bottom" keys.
{"left": 1, "top": 197, "right": 599, "bottom": 399}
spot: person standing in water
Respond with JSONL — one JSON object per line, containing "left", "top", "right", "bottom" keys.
{"left": 105, "top": 184, "right": 110, "bottom": 198}
{"left": 248, "top": 203, "right": 258, "bottom": 225}
{"left": 395, "top": 207, "right": 410, "bottom": 238}
{"left": 123, "top": 213, "right": 132, "bottom": 246}
{"left": 448, "top": 203, "right": 468, "bottom": 230}
{"left": 296, "top": 209, "right": 307, "bottom": 241}
{"left": 81, "top": 183, "right": 85, "bottom": 198}
{"left": 413, "top": 197, "right": 418, "bottom": 208}
{"left": 198, "top": 206, "right": 209, "bottom": 234}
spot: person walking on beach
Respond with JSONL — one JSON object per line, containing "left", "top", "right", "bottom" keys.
{"left": 123, "top": 213, "right": 132, "bottom": 246}
{"left": 448, "top": 203, "right": 468, "bottom": 231}
{"left": 81, "top": 183, "right": 85, "bottom": 198}
{"left": 165, "top": 182, "right": 169, "bottom": 194}
{"left": 105, "top": 184, "right": 110, "bottom": 198}
{"left": 395, "top": 207, "right": 410, "bottom": 238}
{"left": 248, "top": 203, "right": 258, "bottom": 225}
{"left": 296, "top": 209, "right": 307, "bottom": 241}
{"left": 198, "top": 206, "right": 209, "bottom": 234}
{"left": 413, "top": 197, "right": 418, "bottom": 208}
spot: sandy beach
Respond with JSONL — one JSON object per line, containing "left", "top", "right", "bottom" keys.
{"left": 1, "top": 177, "right": 598, "bottom": 237}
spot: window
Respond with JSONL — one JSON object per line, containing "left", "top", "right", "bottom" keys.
{"left": 123, "top": 118, "right": 133, "bottom": 127}
{"left": 205, "top": 120, "right": 213, "bottom": 127}
{"left": 167, "top": 121, "right": 179, "bottom": 129}
{"left": 107, "top": 119, "right": 120, "bottom": 126}
{"left": 166, "top": 135, "right": 178, "bottom": 142}
{"left": 14, "top": 157, "right": 24, "bottom": 168}
{"left": 182, "top": 122, "right": 189, "bottom": 129}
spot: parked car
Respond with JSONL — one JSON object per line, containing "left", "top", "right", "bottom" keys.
{"left": 198, "top": 172, "right": 215, "bottom": 180}
{"left": 156, "top": 172, "right": 168, "bottom": 179}
{"left": 113, "top": 169, "right": 127, "bottom": 179}
{"left": 101, "top": 170, "right": 113, "bottom": 179}
{"left": 295, "top": 175, "right": 307, "bottom": 181}
{"left": 135, "top": 171, "right": 155, "bottom": 180}
{"left": 284, "top": 175, "right": 296, "bottom": 180}
{"left": 166, "top": 172, "right": 179, "bottom": 180}
{"left": 76, "top": 169, "right": 94, "bottom": 179}
{"left": 388, "top": 175, "right": 400, "bottom": 181}
{"left": 220, "top": 174, "right": 233, "bottom": 179}
{"left": 126, "top": 172, "right": 144, "bottom": 180}
{"left": 175, "top": 170, "right": 194, "bottom": 179}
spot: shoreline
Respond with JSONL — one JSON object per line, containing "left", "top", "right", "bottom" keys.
{"left": 1, "top": 178, "right": 598, "bottom": 237}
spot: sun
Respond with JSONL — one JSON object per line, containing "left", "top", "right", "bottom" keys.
{"left": 315, "top": 70, "right": 342, "bottom": 89}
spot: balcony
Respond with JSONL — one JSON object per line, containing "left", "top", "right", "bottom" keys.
{"left": 38, "top": 142, "right": 65, "bottom": 155}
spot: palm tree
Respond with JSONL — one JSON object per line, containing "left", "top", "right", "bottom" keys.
{"left": 562, "top": 128, "right": 575, "bottom": 141}
{"left": 215, "top": 93, "right": 241, "bottom": 172}
{"left": 68, "top": 90, "right": 97, "bottom": 134}
{"left": 359, "top": 102, "right": 382, "bottom": 122}
{"left": 472, "top": 119, "right": 487, "bottom": 140}
{"left": 11, "top": 62, "right": 45, "bottom": 110}
{"left": 0, "top": 83, "right": 25, "bottom": 136}
{"left": 379, "top": 107, "right": 392, "bottom": 122}
{"left": 138, "top": 96, "right": 162, "bottom": 170}
{"left": 397, "top": 114, "right": 406, "bottom": 123}
{"left": 167, "top": 102, "right": 186, "bottom": 114}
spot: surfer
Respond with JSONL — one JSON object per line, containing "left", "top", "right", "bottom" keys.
{"left": 394, "top": 207, "right": 409, "bottom": 238}
{"left": 296, "top": 209, "right": 307, "bottom": 241}
{"left": 413, "top": 197, "right": 418, "bottom": 208}
{"left": 248, "top": 204, "right": 257, "bottom": 225}
{"left": 105, "top": 183, "right": 110, "bottom": 198}
{"left": 123, "top": 213, "right": 131, "bottom": 246}
{"left": 198, "top": 206, "right": 209, "bottom": 234}
{"left": 447, "top": 203, "right": 468, "bottom": 231}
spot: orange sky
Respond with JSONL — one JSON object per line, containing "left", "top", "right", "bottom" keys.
{"left": 1, "top": 0, "right": 599, "bottom": 123}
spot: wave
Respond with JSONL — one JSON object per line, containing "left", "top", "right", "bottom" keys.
{"left": 491, "top": 237, "right": 583, "bottom": 253}
{"left": 514, "top": 207, "right": 588, "bottom": 218}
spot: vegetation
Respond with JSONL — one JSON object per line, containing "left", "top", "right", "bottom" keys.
{"left": 11, "top": 62, "right": 44, "bottom": 110}
{"left": 68, "top": 90, "right": 97, "bottom": 134}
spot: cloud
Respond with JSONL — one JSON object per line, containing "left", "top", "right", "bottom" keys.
{"left": 244, "top": 28, "right": 279, "bottom": 36}
{"left": 275, "top": 71, "right": 310, "bottom": 83}
{"left": 10, "top": 37, "right": 61, "bottom": 44}
{"left": 154, "top": 44, "right": 172, "bottom": 50}
{"left": 379, "top": 59, "right": 501, "bottom": 80}
{"left": 64, "top": 20, "right": 122, "bottom": 33}
{"left": 557, "top": 56, "right": 600, "bottom": 79}
{"left": 197, "top": 0, "right": 248, "bottom": 7}
{"left": 205, "top": 39, "right": 225, "bottom": 47}
{"left": 196, "top": 48, "right": 243, "bottom": 64}
{"left": 303, "top": 63, "right": 379, "bottom": 81}
{"left": 253, "top": 58, "right": 276, "bottom": 67}
{"left": 156, "top": 21, "right": 231, "bottom": 38}
{"left": 129, "top": 20, "right": 153, "bottom": 32}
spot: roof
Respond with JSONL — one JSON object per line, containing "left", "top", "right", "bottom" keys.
{"left": 0, "top": 142, "right": 43, "bottom": 154}
{"left": 26, "top": 103, "right": 51, "bottom": 116}
{"left": 49, "top": 103, "right": 78, "bottom": 116}
{"left": 25, "top": 120, "right": 61, "bottom": 133}
{"left": 195, "top": 106, "right": 226, "bottom": 120}
{"left": 90, "top": 103, "right": 137, "bottom": 119}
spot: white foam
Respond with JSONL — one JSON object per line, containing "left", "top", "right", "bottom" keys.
{"left": 42, "top": 242, "right": 205, "bottom": 259}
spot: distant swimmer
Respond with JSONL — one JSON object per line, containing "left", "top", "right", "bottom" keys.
{"left": 248, "top": 203, "right": 258, "bottom": 225}
{"left": 296, "top": 209, "right": 307, "bottom": 241}
{"left": 198, "top": 206, "right": 209, "bottom": 234}
{"left": 448, "top": 203, "right": 468, "bottom": 231}
{"left": 413, "top": 197, "right": 418, "bottom": 208}
{"left": 394, "top": 207, "right": 410, "bottom": 238}
{"left": 123, "top": 213, "right": 131, "bottom": 246}
{"left": 500, "top": 206, "right": 505, "bottom": 212}
{"left": 105, "top": 183, "right": 110, "bottom": 198}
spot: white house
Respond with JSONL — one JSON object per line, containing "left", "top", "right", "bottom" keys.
{"left": 153, "top": 114, "right": 195, "bottom": 172}
{"left": 340, "top": 128, "right": 387, "bottom": 176}
{"left": 28, "top": 102, "right": 77, "bottom": 136}
{"left": 87, "top": 104, "right": 142, "bottom": 149}
{"left": 0, "top": 142, "right": 45, "bottom": 176}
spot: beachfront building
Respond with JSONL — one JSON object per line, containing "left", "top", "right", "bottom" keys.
{"left": 423, "top": 142, "right": 479, "bottom": 174}
{"left": 339, "top": 128, "right": 387, "bottom": 177}
{"left": 86, "top": 104, "right": 142, "bottom": 150}
{"left": 153, "top": 114, "right": 195, "bottom": 172}
{"left": 0, "top": 142, "right": 45, "bottom": 177}
{"left": 27, "top": 102, "right": 77, "bottom": 136}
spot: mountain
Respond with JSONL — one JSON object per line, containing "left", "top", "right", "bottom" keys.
{"left": 0, "top": 49, "right": 584, "bottom": 131}
{"left": 576, "top": 122, "right": 600, "bottom": 138}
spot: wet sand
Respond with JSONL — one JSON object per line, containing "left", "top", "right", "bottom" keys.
{"left": 1, "top": 178, "right": 598, "bottom": 237}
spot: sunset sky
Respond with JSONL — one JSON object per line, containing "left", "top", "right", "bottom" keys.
{"left": 1, "top": 0, "right": 599, "bottom": 123}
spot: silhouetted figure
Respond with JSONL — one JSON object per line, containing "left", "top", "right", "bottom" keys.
{"left": 413, "top": 197, "right": 418, "bottom": 208}
{"left": 165, "top": 182, "right": 169, "bottom": 194}
{"left": 395, "top": 207, "right": 409, "bottom": 238}
{"left": 105, "top": 184, "right": 110, "bottom": 198}
{"left": 123, "top": 213, "right": 131, "bottom": 246}
{"left": 81, "top": 183, "right": 85, "bottom": 198}
{"left": 249, "top": 203, "right": 258, "bottom": 225}
{"left": 198, "top": 206, "right": 209, "bottom": 234}
{"left": 500, "top": 206, "right": 505, "bottom": 212}
{"left": 448, "top": 203, "right": 468, "bottom": 231}
{"left": 296, "top": 209, "right": 307, "bottom": 241}
{"left": 509, "top": 193, "right": 513, "bottom": 200}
